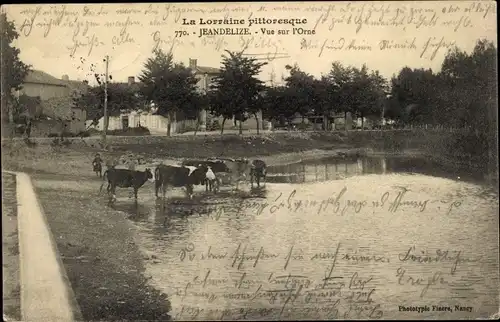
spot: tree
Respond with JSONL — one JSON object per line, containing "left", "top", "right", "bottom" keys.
{"left": 138, "top": 49, "right": 200, "bottom": 136}
{"left": 435, "top": 39, "right": 497, "bottom": 167}
{"left": 389, "top": 39, "right": 497, "bottom": 174}
{"left": 438, "top": 40, "right": 496, "bottom": 130}
{"left": 1, "top": 13, "right": 31, "bottom": 124}
{"left": 356, "top": 69, "right": 388, "bottom": 128}
{"left": 207, "top": 89, "right": 233, "bottom": 135}
{"left": 74, "top": 83, "right": 141, "bottom": 128}
{"left": 11, "top": 94, "right": 40, "bottom": 138}
{"left": 261, "top": 85, "right": 295, "bottom": 127}
{"left": 311, "top": 76, "right": 337, "bottom": 131}
{"left": 210, "top": 50, "right": 267, "bottom": 135}
{"left": 389, "top": 67, "right": 438, "bottom": 125}
{"left": 283, "top": 64, "right": 315, "bottom": 124}
{"left": 327, "top": 62, "right": 357, "bottom": 129}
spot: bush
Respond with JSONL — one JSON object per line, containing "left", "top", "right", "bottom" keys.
{"left": 108, "top": 126, "right": 151, "bottom": 136}
{"left": 50, "top": 137, "right": 71, "bottom": 147}
{"left": 177, "top": 124, "right": 197, "bottom": 134}
{"left": 207, "top": 120, "right": 221, "bottom": 131}
{"left": 297, "top": 123, "right": 310, "bottom": 131}
{"left": 87, "top": 128, "right": 101, "bottom": 136}
{"left": 76, "top": 131, "right": 91, "bottom": 138}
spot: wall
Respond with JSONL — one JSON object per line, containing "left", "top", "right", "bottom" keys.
{"left": 20, "top": 83, "right": 70, "bottom": 101}
{"left": 137, "top": 113, "right": 169, "bottom": 132}
{"left": 67, "top": 109, "right": 86, "bottom": 133}
{"left": 91, "top": 113, "right": 170, "bottom": 132}
{"left": 194, "top": 74, "right": 216, "bottom": 92}
{"left": 31, "top": 120, "right": 68, "bottom": 137}
{"left": 177, "top": 119, "right": 198, "bottom": 133}
{"left": 93, "top": 116, "right": 122, "bottom": 131}
{"left": 194, "top": 74, "right": 206, "bottom": 91}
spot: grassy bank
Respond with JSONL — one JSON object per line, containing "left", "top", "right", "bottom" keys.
{"left": 3, "top": 129, "right": 494, "bottom": 177}
{"left": 0, "top": 129, "right": 495, "bottom": 320}
{"left": 2, "top": 173, "right": 21, "bottom": 321}
{"left": 35, "top": 180, "right": 171, "bottom": 320}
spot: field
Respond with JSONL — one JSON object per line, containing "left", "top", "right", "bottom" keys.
{"left": 1, "top": 129, "right": 494, "bottom": 320}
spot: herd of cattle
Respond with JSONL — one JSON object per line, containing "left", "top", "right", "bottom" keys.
{"left": 98, "top": 157, "right": 267, "bottom": 202}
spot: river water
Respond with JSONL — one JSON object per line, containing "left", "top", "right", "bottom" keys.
{"left": 113, "top": 155, "right": 499, "bottom": 320}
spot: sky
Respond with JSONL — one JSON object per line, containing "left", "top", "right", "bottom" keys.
{"left": 3, "top": 1, "right": 497, "bottom": 86}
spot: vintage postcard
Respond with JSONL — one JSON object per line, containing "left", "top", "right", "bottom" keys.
{"left": 1, "top": 1, "right": 498, "bottom": 321}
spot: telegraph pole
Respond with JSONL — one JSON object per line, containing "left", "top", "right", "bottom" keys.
{"left": 102, "top": 55, "right": 109, "bottom": 144}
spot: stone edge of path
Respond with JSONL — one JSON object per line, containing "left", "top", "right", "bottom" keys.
{"left": 3, "top": 170, "right": 83, "bottom": 322}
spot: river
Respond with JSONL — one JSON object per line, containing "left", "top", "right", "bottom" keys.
{"left": 112, "top": 155, "right": 499, "bottom": 320}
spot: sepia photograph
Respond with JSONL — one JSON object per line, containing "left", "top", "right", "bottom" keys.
{"left": 1, "top": 1, "right": 498, "bottom": 321}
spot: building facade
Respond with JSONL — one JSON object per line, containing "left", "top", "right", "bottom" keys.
{"left": 189, "top": 58, "right": 269, "bottom": 132}
{"left": 189, "top": 58, "right": 220, "bottom": 131}
{"left": 88, "top": 76, "right": 172, "bottom": 134}
{"left": 17, "top": 70, "right": 88, "bottom": 135}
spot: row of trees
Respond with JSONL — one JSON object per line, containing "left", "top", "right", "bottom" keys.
{"left": 386, "top": 39, "right": 497, "bottom": 131}
{"left": 76, "top": 48, "right": 392, "bottom": 136}
{"left": 386, "top": 39, "right": 497, "bottom": 164}
{"left": 81, "top": 40, "right": 497, "bottom": 137}
{"left": 262, "top": 62, "right": 388, "bottom": 129}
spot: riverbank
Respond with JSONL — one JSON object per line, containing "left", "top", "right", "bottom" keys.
{"left": 34, "top": 181, "right": 172, "bottom": 320}
{"left": 2, "top": 173, "right": 21, "bottom": 321}
{"left": 3, "top": 129, "right": 495, "bottom": 182}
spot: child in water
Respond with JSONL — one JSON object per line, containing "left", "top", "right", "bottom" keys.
{"left": 92, "top": 153, "right": 103, "bottom": 177}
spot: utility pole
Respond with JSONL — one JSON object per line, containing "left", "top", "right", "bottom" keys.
{"left": 102, "top": 55, "right": 109, "bottom": 144}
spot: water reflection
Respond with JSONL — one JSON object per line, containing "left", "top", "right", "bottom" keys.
{"left": 266, "top": 155, "right": 485, "bottom": 184}
{"left": 120, "top": 187, "right": 270, "bottom": 233}
{"left": 112, "top": 156, "right": 498, "bottom": 321}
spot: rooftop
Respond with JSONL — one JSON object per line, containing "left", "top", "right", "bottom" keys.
{"left": 24, "top": 70, "right": 67, "bottom": 87}
{"left": 24, "top": 70, "right": 90, "bottom": 92}
{"left": 189, "top": 58, "right": 220, "bottom": 75}
{"left": 194, "top": 66, "right": 220, "bottom": 74}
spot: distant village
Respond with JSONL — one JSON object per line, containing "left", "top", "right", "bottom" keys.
{"left": 14, "top": 58, "right": 371, "bottom": 138}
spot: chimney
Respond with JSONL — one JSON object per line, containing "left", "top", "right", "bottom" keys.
{"left": 189, "top": 58, "right": 197, "bottom": 70}
{"left": 128, "top": 76, "right": 135, "bottom": 86}
{"left": 62, "top": 75, "right": 69, "bottom": 81}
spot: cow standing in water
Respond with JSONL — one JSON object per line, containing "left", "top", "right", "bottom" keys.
{"left": 100, "top": 168, "right": 153, "bottom": 202}
{"left": 206, "top": 157, "right": 250, "bottom": 190}
{"left": 154, "top": 164, "right": 199, "bottom": 199}
{"left": 204, "top": 166, "right": 218, "bottom": 192}
{"left": 181, "top": 160, "right": 225, "bottom": 192}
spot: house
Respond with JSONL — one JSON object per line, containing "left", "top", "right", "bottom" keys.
{"left": 189, "top": 58, "right": 220, "bottom": 132}
{"left": 88, "top": 76, "right": 172, "bottom": 133}
{"left": 16, "top": 70, "right": 88, "bottom": 135}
